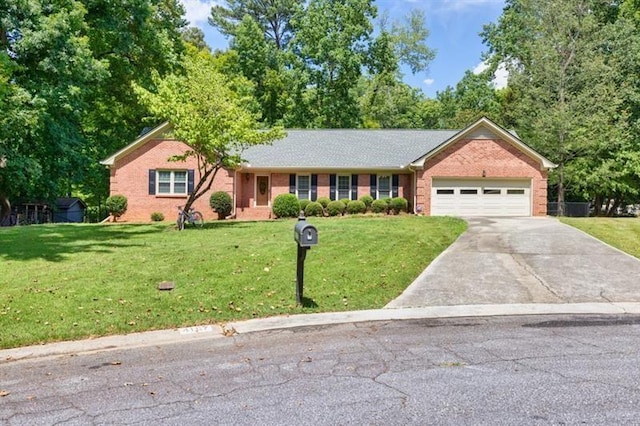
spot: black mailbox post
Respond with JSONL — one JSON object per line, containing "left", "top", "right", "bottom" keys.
{"left": 293, "top": 212, "right": 318, "bottom": 305}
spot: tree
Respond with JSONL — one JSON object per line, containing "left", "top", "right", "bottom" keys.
{"left": 290, "top": 0, "right": 377, "bottom": 127}
{"left": 436, "top": 70, "right": 503, "bottom": 128}
{"left": 209, "top": 0, "right": 303, "bottom": 50}
{"left": 134, "top": 46, "right": 285, "bottom": 216}
{"left": 482, "top": 0, "right": 626, "bottom": 215}
{"left": 0, "top": 0, "right": 186, "bottom": 211}
{"left": 182, "top": 26, "right": 210, "bottom": 51}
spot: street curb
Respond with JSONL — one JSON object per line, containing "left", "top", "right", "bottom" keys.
{"left": 3, "top": 302, "right": 640, "bottom": 364}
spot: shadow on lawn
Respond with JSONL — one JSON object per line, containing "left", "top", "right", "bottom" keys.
{"left": 0, "top": 223, "right": 162, "bottom": 262}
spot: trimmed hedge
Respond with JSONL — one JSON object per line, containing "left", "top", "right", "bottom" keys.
{"left": 371, "top": 199, "right": 388, "bottom": 214}
{"left": 106, "top": 195, "right": 128, "bottom": 221}
{"left": 390, "top": 197, "right": 409, "bottom": 214}
{"left": 273, "top": 194, "right": 300, "bottom": 218}
{"left": 317, "top": 197, "right": 331, "bottom": 208}
{"left": 150, "top": 212, "right": 164, "bottom": 222}
{"left": 326, "top": 200, "right": 346, "bottom": 216}
{"left": 210, "top": 191, "right": 233, "bottom": 220}
{"left": 299, "top": 199, "right": 311, "bottom": 211}
{"left": 304, "top": 201, "right": 324, "bottom": 217}
{"left": 359, "top": 195, "right": 374, "bottom": 209}
{"left": 347, "top": 200, "right": 366, "bottom": 214}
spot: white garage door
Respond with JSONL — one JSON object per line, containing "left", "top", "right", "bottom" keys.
{"left": 431, "top": 179, "right": 531, "bottom": 216}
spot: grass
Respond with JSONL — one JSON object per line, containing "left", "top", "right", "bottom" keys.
{"left": 560, "top": 217, "right": 640, "bottom": 258}
{"left": 0, "top": 215, "right": 466, "bottom": 349}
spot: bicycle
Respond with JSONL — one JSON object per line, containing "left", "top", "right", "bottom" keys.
{"left": 176, "top": 205, "right": 204, "bottom": 230}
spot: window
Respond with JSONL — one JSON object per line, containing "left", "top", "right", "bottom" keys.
{"left": 436, "top": 189, "right": 454, "bottom": 195}
{"left": 377, "top": 175, "right": 391, "bottom": 199}
{"left": 337, "top": 175, "right": 351, "bottom": 200}
{"left": 297, "top": 175, "right": 310, "bottom": 200}
{"left": 483, "top": 189, "right": 501, "bottom": 195}
{"left": 507, "top": 189, "right": 525, "bottom": 195}
{"left": 157, "top": 170, "right": 187, "bottom": 195}
{"left": 460, "top": 189, "right": 478, "bottom": 195}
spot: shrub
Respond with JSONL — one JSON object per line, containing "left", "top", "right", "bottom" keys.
{"left": 390, "top": 197, "right": 409, "bottom": 214}
{"left": 371, "top": 199, "right": 388, "bottom": 214}
{"left": 317, "top": 197, "right": 331, "bottom": 208}
{"left": 383, "top": 197, "right": 393, "bottom": 206}
{"left": 304, "top": 201, "right": 324, "bottom": 217}
{"left": 106, "top": 195, "right": 127, "bottom": 221}
{"left": 359, "top": 195, "right": 374, "bottom": 209}
{"left": 209, "top": 191, "right": 233, "bottom": 220}
{"left": 299, "top": 199, "right": 311, "bottom": 211}
{"left": 150, "top": 212, "right": 165, "bottom": 222}
{"left": 347, "top": 200, "right": 366, "bottom": 215}
{"left": 339, "top": 199, "right": 351, "bottom": 208}
{"left": 272, "top": 193, "right": 300, "bottom": 218}
{"left": 326, "top": 200, "right": 346, "bottom": 216}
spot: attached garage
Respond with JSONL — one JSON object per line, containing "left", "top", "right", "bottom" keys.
{"left": 431, "top": 179, "right": 531, "bottom": 217}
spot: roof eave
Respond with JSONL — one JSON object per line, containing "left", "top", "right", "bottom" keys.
{"left": 412, "top": 117, "right": 557, "bottom": 171}
{"left": 100, "top": 121, "right": 173, "bottom": 167}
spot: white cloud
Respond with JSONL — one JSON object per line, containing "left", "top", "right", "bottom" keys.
{"left": 423, "top": 78, "right": 435, "bottom": 86}
{"left": 472, "top": 60, "right": 508, "bottom": 89}
{"left": 180, "top": 0, "right": 218, "bottom": 27}
{"left": 493, "top": 63, "right": 508, "bottom": 89}
{"left": 472, "top": 61, "right": 489, "bottom": 74}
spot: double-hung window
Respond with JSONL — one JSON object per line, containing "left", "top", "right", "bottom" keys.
{"left": 377, "top": 175, "right": 391, "bottom": 199}
{"left": 297, "top": 175, "right": 311, "bottom": 200}
{"left": 157, "top": 170, "right": 187, "bottom": 195}
{"left": 337, "top": 175, "right": 351, "bottom": 200}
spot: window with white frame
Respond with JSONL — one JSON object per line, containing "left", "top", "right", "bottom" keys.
{"left": 377, "top": 175, "right": 391, "bottom": 199}
{"left": 297, "top": 175, "right": 311, "bottom": 200}
{"left": 157, "top": 170, "right": 187, "bottom": 195}
{"left": 337, "top": 175, "right": 351, "bottom": 200}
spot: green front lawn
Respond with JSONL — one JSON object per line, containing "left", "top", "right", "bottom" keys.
{"left": 561, "top": 217, "right": 640, "bottom": 258}
{"left": 0, "top": 215, "right": 466, "bottom": 349}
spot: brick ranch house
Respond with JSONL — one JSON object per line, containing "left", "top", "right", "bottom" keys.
{"left": 100, "top": 117, "right": 555, "bottom": 222}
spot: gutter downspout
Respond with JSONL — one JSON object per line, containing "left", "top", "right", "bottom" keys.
{"left": 408, "top": 165, "right": 418, "bottom": 215}
{"left": 230, "top": 169, "right": 237, "bottom": 219}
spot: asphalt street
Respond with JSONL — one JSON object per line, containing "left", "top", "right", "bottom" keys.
{"left": 2, "top": 315, "right": 640, "bottom": 425}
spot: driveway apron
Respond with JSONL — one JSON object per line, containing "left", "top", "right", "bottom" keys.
{"left": 386, "top": 217, "right": 640, "bottom": 308}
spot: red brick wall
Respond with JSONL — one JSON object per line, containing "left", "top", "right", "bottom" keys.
{"left": 109, "top": 139, "right": 234, "bottom": 222}
{"left": 416, "top": 138, "right": 548, "bottom": 216}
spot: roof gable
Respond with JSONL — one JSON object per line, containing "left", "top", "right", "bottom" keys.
{"left": 411, "top": 117, "right": 556, "bottom": 170}
{"left": 100, "top": 122, "right": 172, "bottom": 166}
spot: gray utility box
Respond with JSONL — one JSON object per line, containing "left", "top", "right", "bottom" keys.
{"left": 294, "top": 221, "right": 318, "bottom": 247}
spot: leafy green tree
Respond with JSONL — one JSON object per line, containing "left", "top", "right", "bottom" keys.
{"left": 436, "top": 70, "right": 503, "bottom": 128}
{"left": 210, "top": 0, "right": 303, "bottom": 49}
{"left": 291, "top": 0, "right": 377, "bottom": 127}
{"left": 182, "top": 26, "right": 210, "bottom": 51}
{"left": 0, "top": 0, "right": 186, "bottom": 211}
{"left": 482, "top": 0, "right": 629, "bottom": 214}
{"left": 135, "top": 46, "right": 285, "bottom": 215}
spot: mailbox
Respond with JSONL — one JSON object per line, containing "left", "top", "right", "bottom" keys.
{"left": 294, "top": 219, "right": 318, "bottom": 247}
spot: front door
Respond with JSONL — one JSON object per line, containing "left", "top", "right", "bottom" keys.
{"left": 256, "top": 175, "right": 270, "bottom": 206}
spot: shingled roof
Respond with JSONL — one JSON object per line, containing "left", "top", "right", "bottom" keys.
{"left": 240, "top": 129, "right": 460, "bottom": 170}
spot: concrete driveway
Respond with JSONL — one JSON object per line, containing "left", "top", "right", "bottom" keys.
{"left": 386, "top": 217, "right": 640, "bottom": 308}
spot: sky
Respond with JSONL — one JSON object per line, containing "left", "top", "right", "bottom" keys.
{"left": 179, "top": 0, "right": 507, "bottom": 98}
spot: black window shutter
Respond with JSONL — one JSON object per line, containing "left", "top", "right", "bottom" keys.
{"left": 187, "top": 169, "right": 195, "bottom": 194}
{"left": 329, "top": 174, "right": 336, "bottom": 201}
{"left": 370, "top": 174, "right": 377, "bottom": 198}
{"left": 311, "top": 174, "right": 318, "bottom": 201}
{"left": 148, "top": 169, "right": 156, "bottom": 195}
{"left": 392, "top": 174, "right": 399, "bottom": 198}
{"left": 351, "top": 174, "right": 358, "bottom": 200}
{"left": 289, "top": 174, "right": 296, "bottom": 194}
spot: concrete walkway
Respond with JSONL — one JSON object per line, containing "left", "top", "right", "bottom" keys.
{"left": 386, "top": 217, "right": 640, "bottom": 308}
